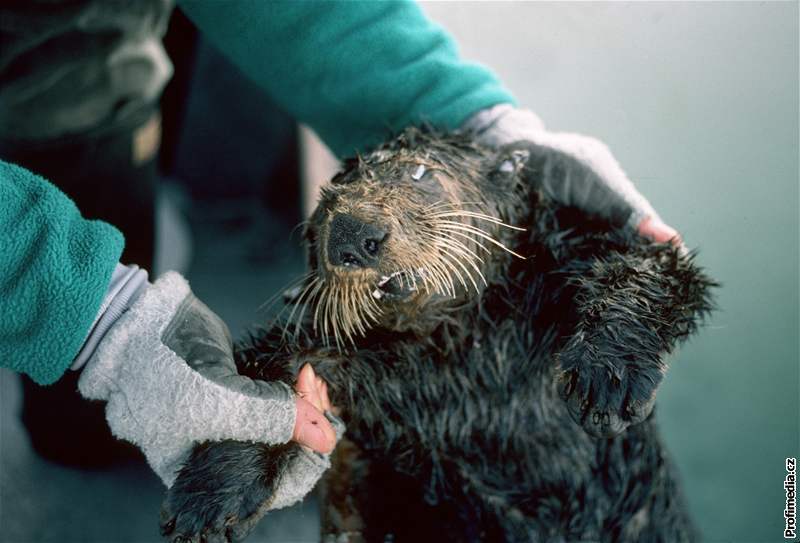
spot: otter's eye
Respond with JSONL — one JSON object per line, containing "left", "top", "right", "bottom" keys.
{"left": 411, "top": 164, "right": 426, "bottom": 181}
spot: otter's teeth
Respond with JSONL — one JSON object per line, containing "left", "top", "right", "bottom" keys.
{"left": 373, "top": 269, "right": 430, "bottom": 300}
{"left": 374, "top": 272, "right": 400, "bottom": 300}
{"left": 374, "top": 271, "right": 410, "bottom": 299}
{"left": 377, "top": 273, "right": 396, "bottom": 287}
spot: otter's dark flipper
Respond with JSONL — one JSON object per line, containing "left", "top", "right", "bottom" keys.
{"left": 556, "top": 246, "right": 715, "bottom": 438}
{"left": 160, "top": 441, "right": 298, "bottom": 543}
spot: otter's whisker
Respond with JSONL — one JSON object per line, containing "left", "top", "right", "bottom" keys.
{"left": 367, "top": 280, "right": 383, "bottom": 311}
{"left": 436, "top": 230, "right": 492, "bottom": 255}
{"left": 405, "top": 267, "right": 419, "bottom": 292}
{"left": 424, "top": 200, "right": 488, "bottom": 214}
{"left": 282, "top": 277, "right": 319, "bottom": 341}
{"left": 436, "top": 250, "right": 471, "bottom": 293}
{"left": 257, "top": 271, "right": 314, "bottom": 315}
{"left": 433, "top": 239, "right": 487, "bottom": 289}
{"left": 440, "top": 234, "right": 487, "bottom": 266}
{"left": 428, "top": 211, "right": 526, "bottom": 231}
{"left": 436, "top": 221, "right": 526, "bottom": 260}
{"left": 365, "top": 283, "right": 384, "bottom": 315}
{"left": 312, "top": 281, "right": 327, "bottom": 334}
{"left": 397, "top": 225, "right": 458, "bottom": 297}
{"left": 437, "top": 245, "right": 482, "bottom": 294}
{"left": 321, "top": 283, "right": 334, "bottom": 342}
{"left": 435, "top": 228, "right": 494, "bottom": 255}
{"left": 423, "top": 200, "right": 462, "bottom": 214}
{"left": 422, "top": 262, "right": 446, "bottom": 296}
{"left": 424, "top": 231, "right": 486, "bottom": 266}
{"left": 422, "top": 231, "right": 483, "bottom": 290}
{"left": 430, "top": 260, "right": 457, "bottom": 297}
{"left": 362, "top": 294, "right": 381, "bottom": 323}
{"left": 340, "top": 283, "right": 353, "bottom": 339}
{"left": 417, "top": 268, "right": 434, "bottom": 295}
{"left": 343, "top": 298, "right": 359, "bottom": 348}
{"left": 357, "top": 284, "right": 378, "bottom": 328}
{"left": 348, "top": 285, "right": 368, "bottom": 337}
{"left": 330, "top": 296, "right": 342, "bottom": 351}
{"left": 347, "top": 284, "right": 364, "bottom": 342}
{"left": 293, "top": 278, "right": 323, "bottom": 338}
{"left": 409, "top": 258, "right": 433, "bottom": 295}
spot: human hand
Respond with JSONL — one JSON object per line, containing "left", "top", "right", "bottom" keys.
{"left": 77, "top": 272, "right": 334, "bottom": 487}
{"left": 293, "top": 363, "right": 339, "bottom": 453}
{"left": 159, "top": 363, "right": 345, "bottom": 542}
{"left": 463, "top": 104, "right": 683, "bottom": 246}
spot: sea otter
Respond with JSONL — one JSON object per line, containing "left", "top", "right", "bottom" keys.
{"left": 159, "top": 128, "right": 715, "bottom": 543}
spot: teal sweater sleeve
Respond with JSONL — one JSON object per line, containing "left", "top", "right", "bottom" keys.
{"left": 178, "top": 0, "right": 515, "bottom": 157}
{"left": 0, "top": 160, "right": 124, "bottom": 385}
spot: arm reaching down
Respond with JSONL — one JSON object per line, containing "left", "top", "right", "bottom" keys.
{"left": 0, "top": 159, "right": 336, "bottom": 484}
{"left": 177, "top": 0, "right": 514, "bottom": 157}
{"left": 179, "top": 1, "right": 680, "bottom": 242}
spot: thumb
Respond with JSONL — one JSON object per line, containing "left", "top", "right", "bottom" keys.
{"left": 291, "top": 364, "right": 336, "bottom": 453}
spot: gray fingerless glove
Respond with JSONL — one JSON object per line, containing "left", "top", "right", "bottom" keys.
{"left": 462, "top": 104, "right": 661, "bottom": 230}
{"left": 78, "top": 271, "right": 296, "bottom": 487}
{"left": 268, "top": 411, "right": 346, "bottom": 511}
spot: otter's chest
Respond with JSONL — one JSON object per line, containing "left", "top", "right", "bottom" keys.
{"left": 344, "top": 322, "right": 592, "bottom": 478}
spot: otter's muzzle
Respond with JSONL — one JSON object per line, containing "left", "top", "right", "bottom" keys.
{"left": 327, "top": 213, "right": 388, "bottom": 269}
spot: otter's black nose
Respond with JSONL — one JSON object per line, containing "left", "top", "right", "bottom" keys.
{"left": 327, "top": 213, "right": 388, "bottom": 268}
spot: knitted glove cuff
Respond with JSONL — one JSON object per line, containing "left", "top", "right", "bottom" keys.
{"left": 72, "top": 263, "right": 148, "bottom": 371}
{"left": 268, "top": 411, "right": 346, "bottom": 511}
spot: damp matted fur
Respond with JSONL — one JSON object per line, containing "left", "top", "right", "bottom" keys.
{"left": 161, "top": 127, "right": 716, "bottom": 543}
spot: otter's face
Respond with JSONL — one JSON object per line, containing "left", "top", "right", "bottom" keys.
{"left": 295, "top": 132, "right": 526, "bottom": 348}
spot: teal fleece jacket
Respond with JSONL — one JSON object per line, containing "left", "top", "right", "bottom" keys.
{"left": 178, "top": 0, "right": 515, "bottom": 157}
{"left": 0, "top": 162, "right": 124, "bottom": 384}
{"left": 0, "top": 1, "right": 513, "bottom": 385}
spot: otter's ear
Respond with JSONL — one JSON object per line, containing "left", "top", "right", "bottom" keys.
{"left": 490, "top": 146, "right": 530, "bottom": 186}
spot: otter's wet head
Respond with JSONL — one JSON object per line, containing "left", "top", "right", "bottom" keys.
{"left": 290, "top": 128, "right": 527, "bottom": 349}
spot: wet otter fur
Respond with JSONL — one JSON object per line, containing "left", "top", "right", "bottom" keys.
{"left": 160, "top": 128, "right": 715, "bottom": 543}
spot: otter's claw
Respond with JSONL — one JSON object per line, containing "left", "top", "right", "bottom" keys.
{"left": 558, "top": 363, "right": 658, "bottom": 438}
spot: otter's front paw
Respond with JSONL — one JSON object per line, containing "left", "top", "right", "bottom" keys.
{"left": 557, "top": 352, "right": 663, "bottom": 438}
{"left": 160, "top": 441, "right": 295, "bottom": 543}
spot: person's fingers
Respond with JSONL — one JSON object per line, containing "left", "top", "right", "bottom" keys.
{"left": 637, "top": 216, "right": 683, "bottom": 247}
{"left": 318, "top": 380, "right": 332, "bottom": 412}
{"left": 292, "top": 396, "right": 337, "bottom": 453}
{"left": 293, "top": 364, "right": 340, "bottom": 450}
{"left": 296, "top": 364, "right": 323, "bottom": 412}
